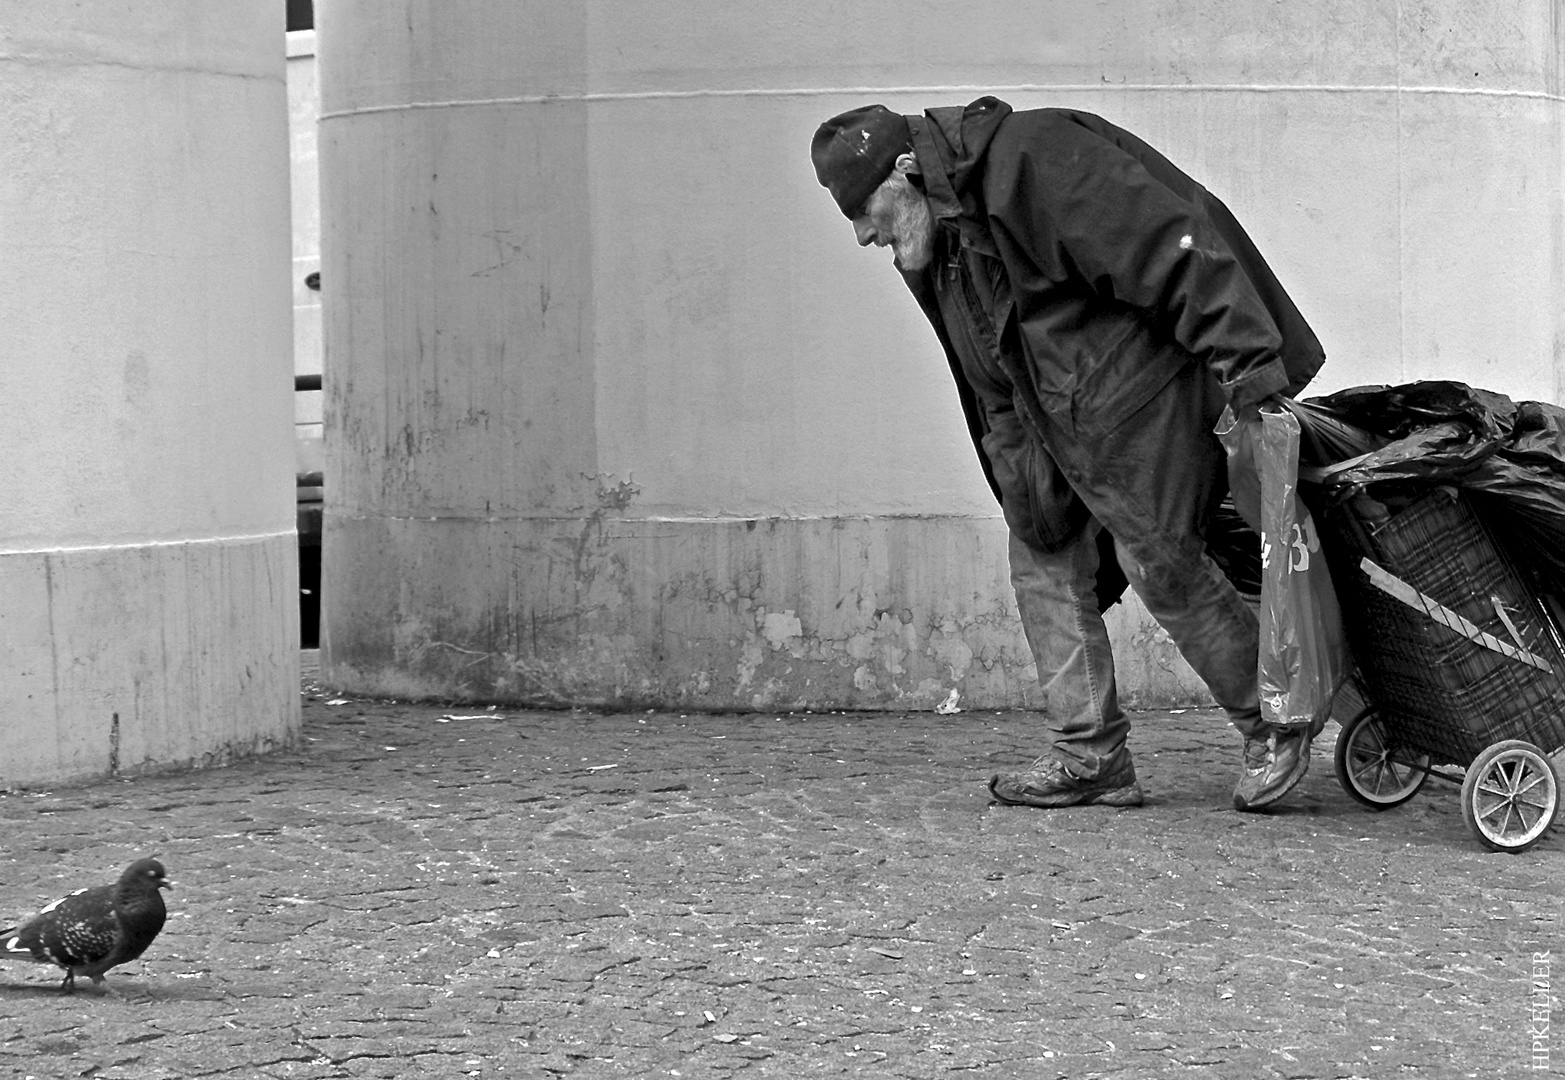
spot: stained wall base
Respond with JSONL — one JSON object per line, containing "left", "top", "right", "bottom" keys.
{"left": 323, "top": 513, "right": 1212, "bottom": 712}
{"left": 1, "top": 533, "right": 302, "bottom": 788}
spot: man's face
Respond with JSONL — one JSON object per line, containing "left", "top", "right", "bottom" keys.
{"left": 851, "top": 170, "right": 935, "bottom": 273}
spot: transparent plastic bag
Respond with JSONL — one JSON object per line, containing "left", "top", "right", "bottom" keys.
{"left": 1225, "top": 404, "right": 1352, "bottom": 729}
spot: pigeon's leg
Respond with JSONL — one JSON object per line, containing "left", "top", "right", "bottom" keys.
{"left": 58, "top": 970, "right": 76, "bottom": 995}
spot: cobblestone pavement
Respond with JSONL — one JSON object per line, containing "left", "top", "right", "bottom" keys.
{"left": 0, "top": 656, "right": 1559, "bottom": 1079}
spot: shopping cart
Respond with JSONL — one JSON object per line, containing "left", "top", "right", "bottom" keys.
{"left": 1314, "top": 485, "right": 1565, "bottom": 852}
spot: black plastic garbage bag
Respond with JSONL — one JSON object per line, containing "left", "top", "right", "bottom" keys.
{"left": 1280, "top": 397, "right": 1388, "bottom": 467}
{"left": 1460, "top": 402, "right": 1565, "bottom": 592}
{"left": 1206, "top": 498, "right": 1263, "bottom": 597}
{"left": 1306, "top": 380, "right": 1516, "bottom": 446}
{"left": 1296, "top": 381, "right": 1565, "bottom": 595}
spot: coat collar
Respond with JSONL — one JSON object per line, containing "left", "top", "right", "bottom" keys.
{"left": 908, "top": 113, "right": 999, "bottom": 260}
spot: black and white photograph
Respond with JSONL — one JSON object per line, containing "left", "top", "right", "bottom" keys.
{"left": 0, "top": 2, "right": 1561, "bottom": 1076}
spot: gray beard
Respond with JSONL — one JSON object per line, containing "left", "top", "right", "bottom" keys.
{"left": 890, "top": 184, "right": 935, "bottom": 272}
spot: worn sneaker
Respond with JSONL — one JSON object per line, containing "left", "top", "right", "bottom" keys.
{"left": 1232, "top": 727, "right": 1312, "bottom": 811}
{"left": 989, "top": 755, "right": 1144, "bottom": 808}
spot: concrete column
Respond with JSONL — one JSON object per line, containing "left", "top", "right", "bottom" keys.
{"left": 0, "top": 6, "right": 299, "bottom": 785}
{"left": 320, "top": 1, "right": 606, "bottom": 699}
{"left": 321, "top": 0, "right": 1563, "bottom": 710}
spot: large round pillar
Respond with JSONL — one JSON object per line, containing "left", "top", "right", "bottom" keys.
{"left": 321, "top": 1, "right": 1563, "bottom": 709}
{"left": 0, "top": 6, "right": 299, "bottom": 785}
{"left": 320, "top": 1, "right": 602, "bottom": 699}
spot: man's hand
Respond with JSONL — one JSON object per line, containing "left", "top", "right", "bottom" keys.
{"left": 1233, "top": 390, "right": 1287, "bottom": 427}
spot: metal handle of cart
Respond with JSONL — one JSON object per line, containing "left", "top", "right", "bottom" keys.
{"left": 1358, "top": 558, "right": 1555, "bottom": 674}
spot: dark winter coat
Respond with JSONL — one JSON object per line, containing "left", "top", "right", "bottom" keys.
{"left": 902, "top": 97, "right": 1324, "bottom": 552}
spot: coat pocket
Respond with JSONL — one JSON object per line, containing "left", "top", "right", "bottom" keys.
{"left": 982, "top": 406, "right": 1089, "bottom": 553}
{"left": 1071, "top": 322, "right": 1190, "bottom": 437}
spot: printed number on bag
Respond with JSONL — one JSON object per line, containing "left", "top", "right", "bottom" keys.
{"left": 1260, "top": 519, "right": 1320, "bottom": 574}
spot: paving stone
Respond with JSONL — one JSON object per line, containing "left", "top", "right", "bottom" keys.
{"left": 0, "top": 675, "right": 1557, "bottom": 1077}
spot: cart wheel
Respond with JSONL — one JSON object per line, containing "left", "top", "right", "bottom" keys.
{"left": 1461, "top": 740, "right": 1561, "bottom": 853}
{"left": 1333, "top": 708, "right": 1430, "bottom": 810}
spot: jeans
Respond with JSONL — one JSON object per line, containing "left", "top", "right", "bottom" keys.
{"left": 1007, "top": 362, "right": 1266, "bottom": 778}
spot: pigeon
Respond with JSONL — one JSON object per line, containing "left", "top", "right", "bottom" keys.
{"left": 0, "top": 857, "right": 172, "bottom": 993}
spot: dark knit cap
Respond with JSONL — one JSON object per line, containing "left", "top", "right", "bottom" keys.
{"left": 811, "top": 104, "right": 913, "bottom": 218}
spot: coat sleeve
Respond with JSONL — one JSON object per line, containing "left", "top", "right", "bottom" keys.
{"left": 987, "top": 123, "right": 1292, "bottom": 411}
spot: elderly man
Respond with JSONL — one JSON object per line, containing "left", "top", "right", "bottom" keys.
{"left": 811, "top": 97, "right": 1324, "bottom": 811}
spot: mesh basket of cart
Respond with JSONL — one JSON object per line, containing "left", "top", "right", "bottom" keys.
{"left": 1316, "top": 485, "right": 1565, "bottom": 853}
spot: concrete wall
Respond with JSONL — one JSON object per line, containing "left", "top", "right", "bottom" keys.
{"left": 320, "top": 0, "right": 1564, "bottom": 709}
{"left": 289, "top": 29, "right": 324, "bottom": 476}
{"left": 0, "top": 5, "right": 300, "bottom": 785}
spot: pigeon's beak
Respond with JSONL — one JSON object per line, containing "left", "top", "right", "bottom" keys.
{"left": 159, "top": 880, "right": 173, "bottom": 891}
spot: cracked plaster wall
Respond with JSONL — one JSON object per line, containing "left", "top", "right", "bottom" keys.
{"left": 326, "top": 510, "right": 1209, "bottom": 710}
